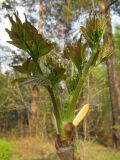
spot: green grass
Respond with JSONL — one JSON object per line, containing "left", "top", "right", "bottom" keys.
{"left": 0, "top": 139, "right": 12, "bottom": 160}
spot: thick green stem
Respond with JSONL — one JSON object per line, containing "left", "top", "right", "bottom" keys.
{"left": 33, "top": 60, "right": 62, "bottom": 132}
{"left": 47, "top": 86, "right": 62, "bottom": 132}
{"left": 68, "top": 47, "right": 98, "bottom": 121}
{"left": 71, "top": 62, "right": 75, "bottom": 79}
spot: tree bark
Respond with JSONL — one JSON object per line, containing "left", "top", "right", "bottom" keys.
{"left": 39, "top": 0, "right": 43, "bottom": 34}
{"left": 30, "top": 86, "right": 39, "bottom": 135}
{"left": 104, "top": 0, "right": 120, "bottom": 148}
{"left": 29, "top": 0, "right": 43, "bottom": 135}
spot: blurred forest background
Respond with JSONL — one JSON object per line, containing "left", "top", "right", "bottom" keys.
{"left": 0, "top": 0, "right": 120, "bottom": 160}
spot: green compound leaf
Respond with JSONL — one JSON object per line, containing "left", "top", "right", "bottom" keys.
{"left": 64, "top": 35, "right": 87, "bottom": 72}
{"left": 6, "top": 13, "right": 54, "bottom": 61}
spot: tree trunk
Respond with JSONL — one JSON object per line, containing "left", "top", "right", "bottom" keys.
{"left": 30, "top": 86, "right": 39, "bottom": 135}
{"left": 39, "top": 0, "right": 43, "bottom": 34}
{"left": 29, "top": 0, "right": 43, "bottom": 135}
{"left": 104, "top": 0, "right": 120, "bottom": 148}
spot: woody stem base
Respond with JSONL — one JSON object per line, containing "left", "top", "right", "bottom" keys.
{"left": 57, "top": 146, "right": 74, "bottom": 160}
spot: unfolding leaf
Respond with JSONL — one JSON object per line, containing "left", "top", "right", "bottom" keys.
{"left": 12, "top": 77, "right": 27, "bottom": 84}
{"left": 12, "top": 58, "right": 37, "bottom": 75}
{"left": 66, "top": 73, "right": 79, "bottom": 93}
{"left": 5, "top": 13, "right": 54, "bottom": 60}
{"left": 13, "top": 66, "right": 27, "bottom": 74}
{"left": 64, "top": 35, "right": 87, "bottom": 72}
{"left": 46, "top": 56, "right": 66, "bottom": 85}
{"left": 22, "top": 75, "right": 51, "bottom": 87}
{"left": 48, "top": 68, "right": 66, "bottom": 85}
{"left": 97, "top": 37, "right": 112, "bottom": 64}
{"left": 81, "top": 13, "right": 106, "bottom": 49}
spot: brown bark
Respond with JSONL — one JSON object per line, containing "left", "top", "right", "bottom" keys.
{"left": 31, "top": 86, "right": 38, "bottom": 116}
{"left": 104, "top": 0, "right": 120, "bottom": 148}
{"left": 29, "top": 0, "right": 43, "bottom": 135}
{"left": 39, "top": 0, "right": 43, "bottom": 34}
{"left": 30, "top": 86, "right": 39, "bottom": 135}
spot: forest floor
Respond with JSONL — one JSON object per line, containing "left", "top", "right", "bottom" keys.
{"left": 1, "top": 136, "right": 120, "bottom": 160}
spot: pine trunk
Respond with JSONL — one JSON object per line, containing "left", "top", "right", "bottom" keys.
{"left": 39, "top": 0, "right": 43, "bottom": 34}
{"left": 29, "top": 86, "right": 39, "bottom": 135}
{"left": 104, "top": 0, "right": 120, "bottom": 148}
{"left": 29, "top": 0, "right": 43, "bottom": 135}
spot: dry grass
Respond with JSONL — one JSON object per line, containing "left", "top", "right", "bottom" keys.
{"left": 1, "top": 137, "right": 120, "bottom": 160}
{"left": 10, "top": 137, "right": 56, "bottom": 160}
{"left": 77, "top": 140, "right": 120, "bottom": 160}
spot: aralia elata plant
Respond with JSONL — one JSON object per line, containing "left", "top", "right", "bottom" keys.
{"left": 6, "top": 12, "right": 111, "bottom": 159}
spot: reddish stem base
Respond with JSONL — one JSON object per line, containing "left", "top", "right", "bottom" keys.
{"left": 57, "top": 146, "right": 74, "bottom": 160}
